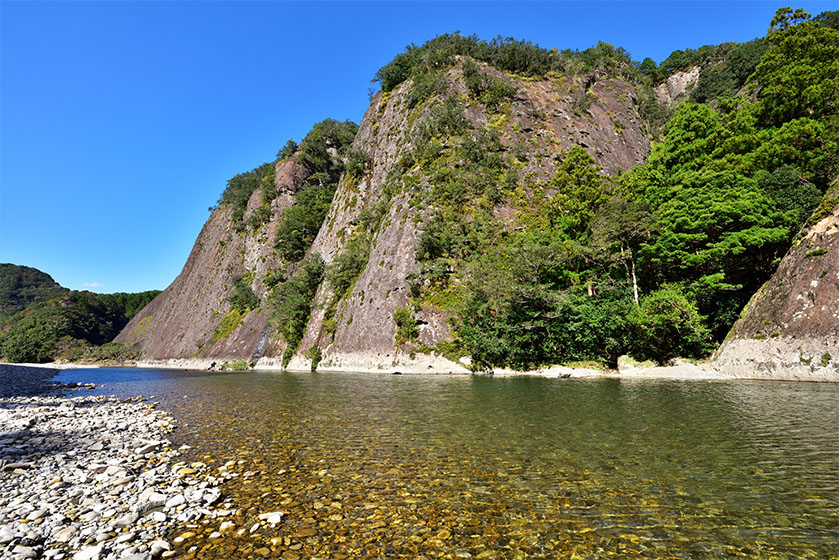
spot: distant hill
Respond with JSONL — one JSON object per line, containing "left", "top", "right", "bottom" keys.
{"left": 0, "top": 264, "right": 161, "bottom": 363}
{"left": 0, "top": 263, "right": 68, "bottom": 320}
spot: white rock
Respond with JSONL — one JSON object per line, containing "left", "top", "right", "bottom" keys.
{"left": 164, "top": 494, "right": 185, "bottom": 510}
{"left": 52, "top": 525, "right": 78, "bottom": 542}
{"left": 74, "top": 544, "right": 104, "bottom": 560}
{"left": 257, "top": 511, "right": 284, "bottom": 524}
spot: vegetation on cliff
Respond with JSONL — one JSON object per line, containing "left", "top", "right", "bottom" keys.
{"left": 123, "top": 7, "right": 836, "bottom": 371}
{"left": 395, "top": 8, "right": 838, "bottom": 369}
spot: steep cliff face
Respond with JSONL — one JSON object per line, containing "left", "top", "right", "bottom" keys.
{"left": 655, "top": 66, "right": 700, "bottom": 103}
{"left": 279, "top": 61, "right": 652, "bottom": 371}
{"left": 118, "top": 58, "right": 652, "bottom": 369}
{"left": 713, "top": 202, "right": 839, "bottom": 381}
{"left": 114, "top": 155, "right": 307, "bottom": 361}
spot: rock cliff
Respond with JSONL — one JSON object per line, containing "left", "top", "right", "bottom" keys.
{"left": 117, "top": 58, "right": 652, "bottom": 370}
{"left": 713, "top": 200, "right": 839, "bottom": 381}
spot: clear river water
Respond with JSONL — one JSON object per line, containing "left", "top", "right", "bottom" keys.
{"left": 54, "top": 368, "right": 838, "bottom": 560}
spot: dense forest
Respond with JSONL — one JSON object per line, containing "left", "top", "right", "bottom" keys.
{"left": 0, "top": 264, "right": 160, "bottom": 363}
{"left": 0, "top": 264, "right": 66, "bottom": 320}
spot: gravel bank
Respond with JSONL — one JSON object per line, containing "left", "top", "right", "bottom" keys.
{"left": 0, "top": 365, "right": 237, "bottom": 560}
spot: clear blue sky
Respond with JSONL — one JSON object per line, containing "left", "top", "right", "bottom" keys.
{"left": 1, "top": 0, "right": 835, "bottom": 293}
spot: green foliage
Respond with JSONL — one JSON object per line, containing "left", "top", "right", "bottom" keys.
{"left": 345, "top": 149, "right": 371, "bottom": 180}
{"left": 219, "top": 359, "right": 250, "bottom": 371}
{"left": 373, "top": 33, "right": 640, "bottom": 93}
{"left": 54, "top": 340, "right": 141, "bottom": 364}
{"left": 246, "top": 204, "right": 272, "bottom": 231}
{"left": 274, "top": 182, "right": 336, "bottom": 262}
{"left": 210, "top": 309, "right": 244, "bottom": 342}
{"left": 305, "top": 344, "right": 322, "bottom": 371}
{"left": 276, "top": 139, "right": 298, "bottom": 160}
{"left": 755, "top": 165, "right": 821, "bottom": 226}
{"left": 804, "top": 248, "right": 828, "bottom": 258}
{"left": 273, "top": 119, "right": 358, "bottom": 262}
{"left": 0, "top": 289, "right": 159, "bottom": 363}
{"left": 548, "top": 145, "right": 612, "bottom": 239}
{"left": 405, "top": 71, "right": 448, "bottom": 109}
{"left": 623, "top": 9, "right": 838, "bottom": 340}
{"left": 462, "top": 59, "right": 518, "bottom": 113}
{"left": 326, "top": 232, "right": 370, "bottom": 301}
{"left": 298, "top": 119, "right": 358, "bottom": 176}
{"left": 83, "top": 342, "right": 140, "bottom": 363}
{"left": 803, "top": 182, "right": 839, "bottom": 229}
{"left": 634, "top": 86, "right": 672, "bottom": 139}
{"left": 629, "top": 285, "right": 713, "bottom": 364}
{"left": 269, "top": 255, "right": 325, "bottom": 360}
{"left": 657, "top": 42, "right": 736, "bottom": 81}
{"left": 457, "top": 239, "right": 637, "bottom": 370}
{"left": 227, "top": 276, "right": 259, "bottom": 314}
{"left": 752, "top": 8, "right": 839, "bottom": 127}
{"left": 217, "top": 162, "right": 275, "bottom": 228}
{"left": 0, "top": 264, "right": 67, "bottom": 320}
{"left": 401, "top": 9, "right": 837, "bottom": 370}
{"left": 393, "top": 305, "right": 419, "bottom": 346}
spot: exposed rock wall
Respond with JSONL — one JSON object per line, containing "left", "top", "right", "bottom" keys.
{"left": 712, "top": 204, "right": 839, "bottom": 381}
{"left": 118, "top": 62, "right": 653, "bottom": 369}
{"left": 655, "top": 66, "right": 700, "bottom": 103}
{"left": 114, "top": 156, "right": 305, "bottom": 361}
{"left": 287, "top": 64, "right": 652, "bottom": 371}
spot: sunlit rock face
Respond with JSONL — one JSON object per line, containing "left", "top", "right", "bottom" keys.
{"left": 116, "top": 59, "right": 652, "bottom": 371}
{"left": 713, "top": 203, "right": 839, "bottom": 381}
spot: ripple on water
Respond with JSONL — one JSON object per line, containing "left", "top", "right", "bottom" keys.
{"left": 54, "top": 369, "right": 839, "bottom": 559}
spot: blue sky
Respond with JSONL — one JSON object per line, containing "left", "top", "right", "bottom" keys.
{"left": 1, "top": 0, "right": 835, "bottom": 293}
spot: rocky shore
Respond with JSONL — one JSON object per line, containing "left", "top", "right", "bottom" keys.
{"left": 0, "top": 365, "right": 239, "bottom": 560}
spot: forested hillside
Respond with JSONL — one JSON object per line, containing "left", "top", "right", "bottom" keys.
{"left": 0, "top": 264, "right": 67, "bottom": 320}
{"left": 0, "top": 265, "right": 160, "bottom": 363}
{"left": 117, "top": 7, "right": 838, "bottom": 373}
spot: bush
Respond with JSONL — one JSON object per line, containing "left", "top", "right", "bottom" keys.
{"left": 305, "top": 344, "right": 322, "bottom": 371}
{"left": 269, "top": 256, "right": 325, "bottom": 360}
{"left": 393, "top": 305, "right": 419, "bottom": 346}
{"left": 326, "top": 233, "right": 369, "bottom": 302}
{"left": 220, "top": 359, "right": 250, "bottom": 371}
{"left": 628, "top": 285, "right": 713, "bottom": 364}
{"left": 275, "top": 182, "right": 336, "bottom": 262}
{"left": 227, "top": 276, "right": 259, "bottom": 314}
{"left": 217, "top": 163, "right": 275, "bottom": 226}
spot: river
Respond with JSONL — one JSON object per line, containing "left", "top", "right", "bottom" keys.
{"left": 53, "top": 368, "right": 838, "bottom": 559}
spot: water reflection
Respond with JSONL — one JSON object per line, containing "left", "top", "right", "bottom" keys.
{"left": 54, "top": 369, "right": 838, "bottom": 559}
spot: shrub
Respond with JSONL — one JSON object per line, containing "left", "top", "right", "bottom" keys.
{"left": 629, "top": 285, "right": 713, "bottom": 364}
{"left": 269, "top": 256, "right": 325, "bottom": 360}
{"left": 394, "top": 305, "right": 419, "bottom": 346}
{"left": 227, "top": 276, "right": 259, "bottom": 314}
{"left": 217, "top": 163, "right": 275, "bottom": 226}
{"left": 220, "top": 359, "right": 250, "bottom": 371}
{"left": 305, "top": 344, "right": 322, "bottom": 371}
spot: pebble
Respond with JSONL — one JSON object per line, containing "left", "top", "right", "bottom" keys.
{"left": 0, "top": 365, "right": 233, "bottom": 560}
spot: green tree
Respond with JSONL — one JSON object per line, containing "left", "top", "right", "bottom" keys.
{"left": 269, "top": 256, "right": 325, "bottom": 366}
{"left": 547, "top": 145, "right": 612, "bottom": 239}
{"left": 752, "top": 8, "right": 839, "bottom": 126}
{"left": 629, "top": 285, "right": 712, "bottom": 364}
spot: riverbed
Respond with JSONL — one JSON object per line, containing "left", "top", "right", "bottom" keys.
{"left": 51, "top": 367, "right": 838, "bottom": 559}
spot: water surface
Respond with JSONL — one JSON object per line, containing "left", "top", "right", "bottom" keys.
{"left": 55, "top": 368, "right": 838, "bottom": 559}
